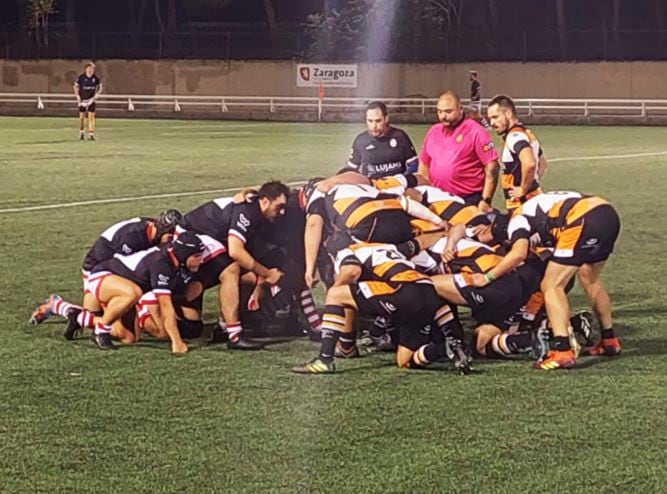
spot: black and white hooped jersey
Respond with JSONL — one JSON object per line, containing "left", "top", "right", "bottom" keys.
{"left": 183, "top": 197, "right": 264, "bottom": 247}
{"left": 82, "top": 217, "right": 154, "bottom": 272}
{"left": 93, "top": 246, "right": 180, "bottom": 296}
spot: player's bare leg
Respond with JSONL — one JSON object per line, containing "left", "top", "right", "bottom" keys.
{"left": 293, "top": 285, "right": 358, "bottom": 374}
{"left": 218, "top": 263, "right": 261, "bottom": 350}
{"left": 430, "top": 274, "right": 468, "bottom": 305}
{"left": 537, "top": 263, "right": 579, "bottom": 370}
{"left": 79, "top": 112, "right": 86, "bottom": 140}
{"left": 93, "top": 276, "right": 142, "bottom": 350}
{"left": 578, "top": 261, "right": 621, "bottom": 356}
{"left": 88, "top": 112, "right": 96, "bottom": 140}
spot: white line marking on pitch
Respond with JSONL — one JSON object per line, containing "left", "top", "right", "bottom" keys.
{"left": 549, "top": 151, "right": 667, "bottom": 162}
{"left": 1, "top": 150, "right": 665, "bottom": 214}
{"left": 0, "top": 181, "right": 306, "bottom": 214}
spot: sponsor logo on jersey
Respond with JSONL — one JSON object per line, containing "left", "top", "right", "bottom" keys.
{"left": 482, "top": 142, "right": 495, "bottom": 152}
{"left": 471, "top": 292, "right": 485, "bottom": 304}
{"left": 390, "top": 138, "right": 397, "bottom": 148}
{"left": 157, "top": 273, "right": 170, "bottom": 286}
{"left": 365, "top": 144, "right": 376, "bottom": 150}
{"left": 121, "top": 244, "right": 132, "bottom": 254}
{"left": 456, "top": 134, "right": 464, "bottom": 143}
{"left": 238, "top": 213, "right": 251, "bottom": 229}
{"left": 585, "top": 238, "right": 599, "bottom": 246}
{"left": 379, "top": 301, "right": 397, "bottom": 313}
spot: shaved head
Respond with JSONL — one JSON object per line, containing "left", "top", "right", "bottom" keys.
{"left": 436, "top": 90, "right": 463, "bottom": 127}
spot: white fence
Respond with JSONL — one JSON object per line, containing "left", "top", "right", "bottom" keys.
{"left": 2, "top": 93, "right": 667, "bottom": 121}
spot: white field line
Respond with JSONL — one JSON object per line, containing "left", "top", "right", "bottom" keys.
{"left": 0, "top": 181, "right": 306, "bottom": 214}
{"left": 1, "top": 150, "right": 665, "bottom": 214}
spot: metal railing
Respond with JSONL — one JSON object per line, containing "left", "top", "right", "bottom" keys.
{"left": 2, "top": 93, "right": 667, "bottom": 122}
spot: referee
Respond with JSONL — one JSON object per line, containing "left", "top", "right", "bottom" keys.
{"left": 73, "top": 62, "right": 102, "bottom": 141}
{"left": 345, "top": 101, "right": 418, "bottom": 179}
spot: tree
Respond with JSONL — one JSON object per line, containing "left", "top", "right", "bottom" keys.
{"left": 27, "top": 0, "right": 57, "bottom": 47}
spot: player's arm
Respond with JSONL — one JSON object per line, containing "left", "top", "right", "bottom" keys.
{"left": 480, "top": 160, "right": 500, "bottom": 211}
{"left": 157, "top": 293, "right": 188, "bottom": 354}
{"left": 93, "top": 80, "right": 103, "bottom": 101}
{"left": 334, "top": 263, "right": 362, "bottom": 286}
{"left": 317, "top": 172, "right": 369, "bottom": 193}
{"left": 517, "top": 146, "right": 537, "bottom": 198}
{"left": 227, "top": 236, "right": 275, "bottom": 281}
{"left": 73, "top": 80, "right": 81, "bottom": 102}
{"left": 304, "top": 214, "right": 325, "bottom": 288}
{"left": 537, "top": 150, "right": 548, "bottom": 180}
{"left": 399, "top": 194, "right": 447, "bottom": 228}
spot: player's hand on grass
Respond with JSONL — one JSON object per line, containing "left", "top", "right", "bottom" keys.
{"left": 172, "top": 340, "right": 188, "bottom": 355}
{"left": 266, "top": 268, "right": 284, "bottom": 285}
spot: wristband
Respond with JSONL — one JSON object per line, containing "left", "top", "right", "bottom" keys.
{"left": 484, "top": 272, "right": 495, "bottom": 283}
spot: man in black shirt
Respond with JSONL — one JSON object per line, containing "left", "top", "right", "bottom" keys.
{"left": 345, "top": 101, "right": 419, "bottom": 178}
{"left": 182, "top": 181, "right": 289, "bottom": 350}
{"left": 73, "top": 62, "right": 102, "bottom": 141}
{"left": 469, "top": 70, "right": 481, "bottom": 113}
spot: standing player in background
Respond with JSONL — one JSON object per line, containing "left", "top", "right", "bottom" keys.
{"left": 73, "top": 62, "right": 102, "bottom": 141}
{"left": 487, "top": 94, "right": 548, "bottom": 212}
{"left": 469, "top": 71, "right": 482, "bottom": 114}
{"left": 345, "top": 101, "right": 419, "bottom": 177}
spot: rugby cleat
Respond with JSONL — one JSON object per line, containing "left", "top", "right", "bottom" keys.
{"left": 533, "top": 350, "right": 576, "bottom": 370}
{"left": 570, "top": 311, "right": 596, "bottom": 347}
{"left": 88, "top": 134, "right": 96, "bottom": 141}
{"left": 585, "top": 337, "right": 622, "bottom": 357}
{"left": 30, "top": 294, "right": 61, "bottom": 325}
{"left": 365, "top": 333, "right": 398, "bottom": 353}
{"left": 531, "top": 321, "right": 551, "bottom": 362}
{"left": 292, "top": 358, "right": 336, "bottom": 374}
{"left": 446, "top": 337, "right": 473, "bottom": 375}
{"left": 227, "top": 337, "right": 263, "bottom": 351}
{"left": 79, "top": 133, "right": 85, "bottom": 141}
{"left": 92, "top": 332, "right": 117, "bottom": 350}
{"left": 63, "top": 307, "right": 82, "bottom": 341}
{"left": 334, "top": 342, "right": 360, "bottom": 358}
{"left": 208, "top": 326, "right": 229, "bottom": 345}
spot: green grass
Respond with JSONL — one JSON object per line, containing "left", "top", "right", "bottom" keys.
{"left": 0, "top": 117, "right": 666, "bottom": 493}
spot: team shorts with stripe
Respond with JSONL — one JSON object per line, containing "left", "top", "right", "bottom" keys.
{"left": 351, "top": 210, "right": 413, "bottom": 244}
{"left": 552, "top": 204, "right": 620, "bottom": 266}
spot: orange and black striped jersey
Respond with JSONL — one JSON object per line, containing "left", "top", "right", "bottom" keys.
{"left": 306, "top": 184, "right": 404, "bottom": 231}
{"left": 507, "top": 191, "right": 610, "bottom": 251}
{"left": 370, "top": 173, "right": 418, "bottom": 196}
{"left": 412, "top": 237, "right": 503, "bottom": 276}
{"left": 501, "top": 124, "right": 543, "bottom": 210}
{"left": 414, "top": 185, "right": 487, "bottom": 227}
{"left": 335, "top": 242, "right": 432, "bottom": 286}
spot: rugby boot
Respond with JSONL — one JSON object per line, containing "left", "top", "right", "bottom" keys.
{"left": 92, "top": 331, "right": 117, "bottom": 351}
{"left": 292, "top": 358, "right": 336, "bottom": 374}
{"left": 446, "top": 337, "right": 473, "bottom": 375}
{"left": 30, "top": 294, "right": 60, "bottom": 325}
{"left": 570, "top": 311, "right": 596, "bottom": 347}
{"left": 63, "top": 308, "right": 82, "bottom": 341}
{"left": 227, "top": 336, "right": 263, "bottom": 351}
{"left": 585, "top": 337, "right": 622, "bottom": 357}
{"left": 533, "top": 350, "right": 576, "bottom": 370}
{"left": 334, "top": 341, "right": 360, "bottom": 358}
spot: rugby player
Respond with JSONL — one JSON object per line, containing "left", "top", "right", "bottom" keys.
{"left": 181, "top": 181, "right": 289, "bottom": 350}
{"left": 345, "top": 101, "right": 419, "bottom": 177}
{"left": 474, "top": 192, "right": 621, "bottom": 370}
{"left": 487, "top": 94, "right": 548, "bottom": 212}
{"left": 71, "top": 231, "right": 204, "bottom": 352}
{"left": 73, "top": 62, "right": 102, "bottom": 141}
{"left": 292, "top": 238, "right": 470, "bottom": 374}
{"left": 30, "top": 210, "right": 183, "bottom": 335}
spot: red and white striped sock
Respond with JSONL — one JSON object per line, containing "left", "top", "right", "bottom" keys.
{"left": 226, "top": 321, "right": 243, "bottom": 342}
{"left": 77, "top": 310, "right": 96, "bottom": 329}
{"left": 94, "top": 321, "right": 111, "bottom": 335}
{"left": 300, "top": 289, "right": 321, "bottom": 332}
{"left": 52, "top": 298, "right": 80, "bottom": 318}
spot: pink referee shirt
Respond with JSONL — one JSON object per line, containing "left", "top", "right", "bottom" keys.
{"left": 419, "top": 118, "right": 498, "bottom": 196}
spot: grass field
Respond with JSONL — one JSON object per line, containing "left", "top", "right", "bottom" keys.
{"left": 1, "top": 117, "right": 666, "bottom": 493}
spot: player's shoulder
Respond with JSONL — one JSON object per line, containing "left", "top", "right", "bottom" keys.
{"left": 388, "top": 126, "right": 414, "bottom": 143}
{"left": 352, "top": 130, "right": 372, "bottom": 147}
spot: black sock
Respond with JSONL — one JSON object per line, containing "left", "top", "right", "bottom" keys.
{"left": 319, "top": 329, "right": 340, "bottom": 363}
{"left": 505, "top": 332, "right": 533, "bottom": 353}
{"left": 601, "top": 327, "right": 615, "bottom": 339}
{"left": 551, "top": 335, "right": 571, "bottom": 352}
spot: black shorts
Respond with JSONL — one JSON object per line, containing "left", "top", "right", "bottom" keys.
{"left": 552, "top": 204, "right": 621, "bottom": 266}
{"left": 351, "top": 210, "right": 413, "bottom": 244}
{"left": 194, "top": 253, "right": 235, "bottom": 289}
{"left": 352, "top": 281, "right": 444, "bottom": 336}
{"left": 79, "top": 103, "right": 96, "bottom": 113}
{"left": 454, "top": 270, "right": 528, "bottom": 327}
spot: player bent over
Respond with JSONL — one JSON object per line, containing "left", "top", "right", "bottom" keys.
{"left": 293, "top": 240, "right": 471, "bottom": 374}
{"left": 474, "top": 192, "right": 621, "bottom": 370}
{"left": 68, "top": 231, "right": 204, "bottom": 352}
{"left": 74, "top": 62, "right": 102, "bottom": 141}
{"left": 30, "top": 210, "right": 183, "bottom": 338}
